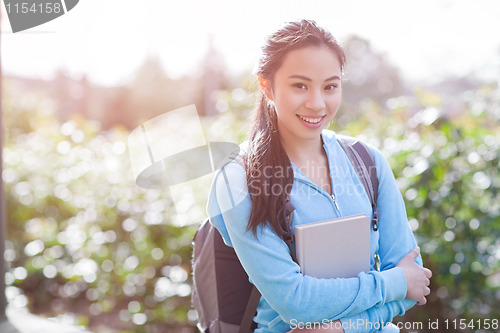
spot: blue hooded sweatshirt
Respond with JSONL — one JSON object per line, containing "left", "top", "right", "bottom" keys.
{"left": 206, "top": 130, "right": 421, "bottom": 333}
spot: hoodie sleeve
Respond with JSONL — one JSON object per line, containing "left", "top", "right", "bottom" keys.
{"left": 206, "top": 160, "right": 408, "bottom": 325}
{"left": 339, "top": 298, "right": 416, "bottom": 332}
{"left": 338, "top": 146, "right": 423, "bottom": 333}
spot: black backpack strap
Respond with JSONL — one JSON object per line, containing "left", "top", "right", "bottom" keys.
{"left": 238, "top": 286, "right": 261, "bottom": 333}
{"left": 276, "top": 197, "right": 297, "bottom": 262}
{"left": 337, "top": 135, "right": 380, "bottom": 231}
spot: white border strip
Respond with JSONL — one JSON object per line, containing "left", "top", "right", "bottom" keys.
{"left": 60, "top": 0, "right": 68, "bottom": 14}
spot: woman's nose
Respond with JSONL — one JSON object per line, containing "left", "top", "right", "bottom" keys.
{"left": 304, "top": 90, "right": 326, "bottom": 111}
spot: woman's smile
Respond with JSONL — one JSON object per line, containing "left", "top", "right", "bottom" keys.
{"left": 296, "top": 114, "right": 326, "bottom": 127}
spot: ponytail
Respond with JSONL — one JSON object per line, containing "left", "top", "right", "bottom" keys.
{"left": 245, "top": 94, "right": 294, "bottom": 238}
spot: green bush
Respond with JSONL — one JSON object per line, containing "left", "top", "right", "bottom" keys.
{"left": 391, "top": 99, "right": 500, "bottom": 324}
{"left": 3, "top": 84, "right": 201, "bottom": 332}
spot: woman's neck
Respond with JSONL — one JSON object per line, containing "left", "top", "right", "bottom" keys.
{"left": 280, "top": 133, "right": 324, "bottom": 165}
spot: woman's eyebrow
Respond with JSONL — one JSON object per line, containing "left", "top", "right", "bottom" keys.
{"left": 325, "top": 75, "right": 341, "bottom": 81}
{"left": 288, "top": 74, "right": 341, "bottom": 81}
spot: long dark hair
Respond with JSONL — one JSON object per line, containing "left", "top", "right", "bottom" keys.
{"left": 245, "top": 19, "right": 346, "bottom": 238}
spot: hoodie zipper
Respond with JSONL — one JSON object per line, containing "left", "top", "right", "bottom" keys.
{"left": 294, "top": 178, "right": 342, "bottom": 216}
{"left": 323, "top": 142, "right": 342, "bottom": 216}
{"left": 331, "top": 193, "right": 340, "bottom": 212}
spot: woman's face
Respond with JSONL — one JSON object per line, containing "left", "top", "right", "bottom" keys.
{"left": 269, "top": 46, "right": 342, "bottom": 146}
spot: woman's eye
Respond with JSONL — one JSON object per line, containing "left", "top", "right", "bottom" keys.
{"left": 325, "top": 84, "right": 338, "bottom": 91}
{"left": 293, "top": 83, "right": 307, "bottom": 90}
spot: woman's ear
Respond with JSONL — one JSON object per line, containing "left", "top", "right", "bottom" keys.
{"left": 257, "top": 76, "right": 273, "bottom": 101}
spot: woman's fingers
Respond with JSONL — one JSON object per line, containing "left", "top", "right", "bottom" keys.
{"left": 397, "top": 246, "right": 434, "bottom": 304}
{"left": 405, "top": 246, "right": 420, "bottom": 261}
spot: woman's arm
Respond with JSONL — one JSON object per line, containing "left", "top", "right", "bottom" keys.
{"left": 286, "top": 299, "right": 412, "bottom": 333}
{"left": 331, "top": 146, "right": 432, "bottom": 333}
{"left": 338, "top": 297, "right": 415, "bottom": 332}
{"left": 208, "top": 161, "right": 408, "bottom": 325}
{"left": 370, "top": 145, "right": 432, "bottom": 305}
{"left": 291, "top": 255, "right": 427, "bottom": 333}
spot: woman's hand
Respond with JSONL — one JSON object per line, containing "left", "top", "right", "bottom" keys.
{"left": 288, "top": 320, "right": 344, "bottom": 333}
{"left": 396, "top": 246, "right": 432, "bottom": 304}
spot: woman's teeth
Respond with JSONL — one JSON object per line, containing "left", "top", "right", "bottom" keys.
{"left": 298, "top": 115, "right": 323, "bottom": 124}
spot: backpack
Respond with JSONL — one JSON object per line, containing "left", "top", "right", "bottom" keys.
{"left": 191, "top": 135, "right": 379, "bottom": 333}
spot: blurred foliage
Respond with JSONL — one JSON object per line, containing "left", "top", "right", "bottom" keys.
{"left": 3, "top": 81, "right": 204, "bottom": 332}
{"left": 3, "top": 66, "right": 500, "bottom": 332}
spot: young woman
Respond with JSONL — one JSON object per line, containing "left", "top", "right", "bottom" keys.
{"left": 206, "top": 19, "right": 432, "bottom": 333}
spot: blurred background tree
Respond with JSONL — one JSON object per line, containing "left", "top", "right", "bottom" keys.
{"left": 339, "top": 35, "right": 407, "bottom": 126}
{"left": 2, "top": 30, "right": 500, "bottom": 333}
